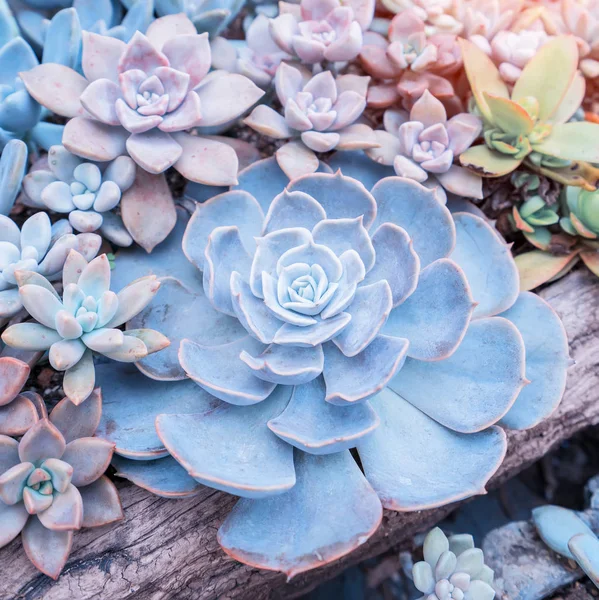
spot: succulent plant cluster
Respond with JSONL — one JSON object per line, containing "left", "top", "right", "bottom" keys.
{"left": 0, "top": 0, "right": 589, "bottom": 583}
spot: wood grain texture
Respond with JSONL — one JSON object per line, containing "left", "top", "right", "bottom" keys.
{"left": 2, "top": 268, "right": 599, "bottom": 600}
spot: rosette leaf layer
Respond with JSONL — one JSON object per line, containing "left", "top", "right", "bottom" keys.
{"left": 104, "top": 161, "right": 569, "bottom": 576}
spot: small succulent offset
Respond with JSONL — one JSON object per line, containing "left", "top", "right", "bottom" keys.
{"left": 269, "top": 0, "right": 372, "bottom": 66}
{"left": 0, "top": 213, "right": 101, "bottom": 321}
{"left": 20, "top": 14, "right": 264, "bottom": 183}
{"left": 413, "top": 528, "right": 495, "bottom": 600}
{"left": 533, "top": 505, "right": 599, "bottom": 590}
{"left": 459, "top": 36, "right": 599, "bottom": 190}
{"left": 2, "top": 252, "right": 169, "bottom": 404}
{"left": 244, "top": 63, "right": 375, "bottom": 178}
{"left": 367, "top": 90, "right": 483, "bottom": 200}
{"left": 0, "top": 401, "right": 123, "bottom": 579}
{"left": 23, "top": 145, "right": 136, "bottom": 245}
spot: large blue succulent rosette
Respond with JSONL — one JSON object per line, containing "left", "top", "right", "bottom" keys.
{"left": 100, "top": 157, "right": 569, "bottom": 577}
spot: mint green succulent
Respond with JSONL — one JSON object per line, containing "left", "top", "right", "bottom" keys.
{"left": 561, "top": 186, "right": 599, "bottom": 240}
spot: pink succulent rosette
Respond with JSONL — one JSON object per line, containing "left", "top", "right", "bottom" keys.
{"left": 244, "top": 62, "right": 376, "bottom": 179}
{"left": 270, "top": 0, "right": 372, "bottom": 65}
{"left": 19, "top": 14, "right": 264, "bottom": 185}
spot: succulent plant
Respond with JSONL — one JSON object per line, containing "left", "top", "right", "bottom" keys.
{"left": 0, "top": 213, "right": 101, "bottom": 321}
{"left": 459, "top": 35, "right": 599, "bottom": 190}
{"left": 23, "top": 145, "right": 136, "bottom": 245}
{"left": 533, "top": 505, "right": 599, "bottom": 590}
{"left": 19, "top": 14, "right": 264, "bottom": 183}
{"left": 0, "top": 397, "right": 123, "bottom": 579}
{"left": 211, "top": 14, "right": 291, "bottom": 88}
{"left": 561, "top": 184, "right": 599, "bottom": 240}
{"left": 2, "top": 252, "right": 169, "bottom": 404}
{"left": 0, "top": 139, "right": 28, "bottom": 216}
{"left": 561, "top": 0, "right": 599, "bottom": 80}
{"left": 0, "top": 356, "right": 45, "bottom": 436}
{"left": 379, "top": 0, "right": 460, "bottom": 36}
{"left": 366, "top": 90, "right": 483, "bottom": 200}
{"left": 244, "top": 63, "right": 375, "bottom": 178}
{"left": 98, "top": 159, "right": 569, "bottom": 576}
{"left": 269, "top": 0, "right": 373, "bottom": 66}
{"left": 413, "top": 528, "right": 495, "bottom": 600}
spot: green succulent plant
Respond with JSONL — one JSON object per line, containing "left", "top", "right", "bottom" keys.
{"left": 459, "top": 35, "right": 599, "bottom": 191}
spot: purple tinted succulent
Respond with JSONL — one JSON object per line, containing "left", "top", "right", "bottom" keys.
{"left": 0, "top": 212, "right": 101, "bottom": 321}
{"left": 367, "top": 90, "right": 483, "bottom": 201}
{"left": 244, "top": 63, "right": 375, "bottom": 178}
{"left": 211, "top": 14, "right": 292, "bottom": 88}
{"left": 19, "top": 14, "right": 264, "bottom": 183}
{"left": 270, "top": 0, "right": 368, "bottom": 65}
{"left": 23, "top": 146, "right": 136, "bottom": 244}
{"left": 2, "top": 252, "right": 169, "bottom": 404}
{"left": 101, "top": 160, "right": 569, "bottom": 576}
{"left": 0, "top": 396, "right": 122, "bottom": 579}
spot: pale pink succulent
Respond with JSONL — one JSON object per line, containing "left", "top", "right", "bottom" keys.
{"left": 19, "top": 14, "right": 264, "bottom": 185}
{"left": 379, "top": 0, "right": 461, "bottom": 35}
{"left": 561, "top": 0, "right": 599, "bottom": 78}
{"left": 270, "top": 0, "right": 374, "bottom": 65}
{"left": 366, "top": 90, "right": 483, "bottom": 200}
{"left": 244, "top": 62, "right": 376, "bottom": 179}
{"left": 211, "top": 15, "right": 292, "bottom": 88}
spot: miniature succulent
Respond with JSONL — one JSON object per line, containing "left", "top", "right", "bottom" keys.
{"left": 459, "top": 35, "right": 599, "bottom": 189}
{"left": 0, "top": 398, "right": 123, "bottom": 579}
{"left": 19, "top": 14, "right": 264, "bottom": 182}
{"left": 2, "top": 252, "right": 169, "bottom": 404}
{"left": 23, "top": 145, "right": 136, "bottom": 245}
{"left": 0, "top": 213, "right": 101, "bottom": 321}
{"left": 100, "top": 160, "right": 569, "bottom": 577}
{"left": 269, "top": 0, "right": 372, "bottom": 66}
{"left": 413, "top": 528, "right": 495, "bottom": 600}
{"left": 379, "top": 0, "right": 460, "bottom": 36}
{"left": 561, "top": 0, "right": 599, "bottom": 80}
{"left": 0, "top": 357, "right": 44, "bottom": 436}
{"left": 244, "top": 63, "right": 375, "bottom": 178}
{"left": 561, "top": 185, "right": 599, "bottom": 240}
{"left": 211, "top": 14, "right": 291, "bottom": 88}
{"left": 533, "top": 505, "right": 599, "bottom": 590}
{"left": 366, "top": 90, "right": 483, "bottom": 200}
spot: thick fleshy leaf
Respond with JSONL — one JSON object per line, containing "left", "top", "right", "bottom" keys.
{"left": 262, "top": 190, "right": 326, "bottom": 235}
{"left": 126, "top": 129, "right": 182, "bottom": 174}
{"left": 0, "top": 357, "right": 29, "bottom": 406}
{"left": 389, "top": 318, "right": 525, "bottom": 433}
{"left": 328, "top": 151, "right": 395, "bottom": 191}
{"left": 79, "top": 475, "right": 123, "bottom": 528}
{"left": 61, "top": 437, "right": 114, "bottom": 487}
{"left": 358, "top": 388, "right": 507, "bottom": 510}
{"left": 288, "top": 171, "right": 376, "bottom": 229}
{"left": 0, "top": 394, "right": 39, "bottom": 436}
{"left": 21, "top": 516, "right": 73, "bottom": 579}
{"left": 179, "top": 337, "right": 276, "bottom": 405}
{"left": 36, "top": 483, "right": 83, "bottom": 531}
{"left": 95, "top": 363, "right": 216, "bottom": 459}
{"left": 459, "top": 145, "right": 522, "bottom": 177}
{"left": 81, "top": 32, "right": 125, "bottom": 83}
{"left": 157, "top": 386, "right": 295, "bottom": 498}
{"left": 511, "top": 36, "right": 579, "bottom": 122}
{"left": 217, "top": 450, "right": 382, "bottom": 576}
{"left": 0, "top": 461, "right": 33, "bottom": 504}
{"left": 533, "top": 122, "right": 599, "bottom": 163}
{"left": 499, "top": 292, "right": 569, "bottom": 430}
{"left": 276, "top": 141, "right": 319, "bottom": 180}
{"left": 515, "top": 250, "right": 579, "bottom": 292}
{"left": 0, "top": 501, "right": 28, "bottom": 547}
{"left": 323, "top": 335, "right": 409, "bottom": 405}
{"left": 20, "top": 64, "right": 87, "bottom": 119}
{"left": 240, "top": 343, "right": 323, "bottom": 385}
{"left": 145, "top": 13, "right": 196, "bottom": 50}
{"left": 107, "top": 276, "right": 160, "bottom": 328}
{"left": 484, "top": 94, "right": 533, "bottom": 135}
{"left": 63, "top": 348, "right": 95, "bottom": 405}
{"left": 451, "top": 213, "right": 519, "bottom": 318}
{"left": 273, "top": 313, "right": 350, "bottom": 346}
{"left": 49, "top": 389, "right": 102, "bottom": 443}
{"left": 204, "top": 227, "right": 252, "bottom": 316}
{"left": 371, "top": 177, "right": 455, "bottom": 267}
{"left": 63, "top": 118, "right": 128, "bottom": 162}
{"left": 18, "top": 419, "right": 65, "bottom": 463}
{"left": 532, "top": 505, "right": 594, "bottom": 560}
{"left": 0, "top": 434, "right": 19, "bottom": 474}
{"left": 112, "top": 455, "right": 202, "bottom": 498}
{"left": 569, "top": 534, "right": 599, "bottom": 586}
{"left": 162, "top": 31, "right": 210, "bottom": 88}
{"left": 19, "top": 284, "right": 63, "bottom": 329}
{"left": 268, "top": 376, "right": 378, "bottom": 454}
{"left": 244, "top": 105, "right": 293, "bottom": 139}
{"left": 172, "top": 133, "right": 239, "bottom": 186}
{"left": 120, "top": 168, "right": 176, "bottom": 253}
{"left": 382, "top": 259, "right": 474, "bottom": 361}
{"left": 0, "top": 140, "right": 27, "bottom": 216}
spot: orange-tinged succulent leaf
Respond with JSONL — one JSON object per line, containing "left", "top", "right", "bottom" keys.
{"left": 523, "top": 228, "right": 552, "bottom": 251}
{"left": 512, "top": 206, "right": 535, "bottom": 233}
{"left": 570, "top": 212, "right": 598, "bottom": 239}
{"left": 515, "top": 250, "right": 579, "bottom": 291}
{"left": 551, "top": 72, "right": 585, "bottom": 124}
{"left": 533, "top": 122, "right": 599, "bottom": 163}
{"left": 512, "top": 36, "right": 579, "bottom": 122}
{"left": 580, "top": 251, "right": 599, "bottom": 277}
{"left": 460, "top": 145, "right": 523, "bottom": 177}
{"left": 484, "top": 93, "right": 534, "bottom": 135}
{"left": 458, "top": 38, "right": 508, "bottom": 123}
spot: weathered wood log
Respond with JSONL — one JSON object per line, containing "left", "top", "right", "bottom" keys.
{"left": 2, "top": 268, "right": 599, "bottom": 600}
